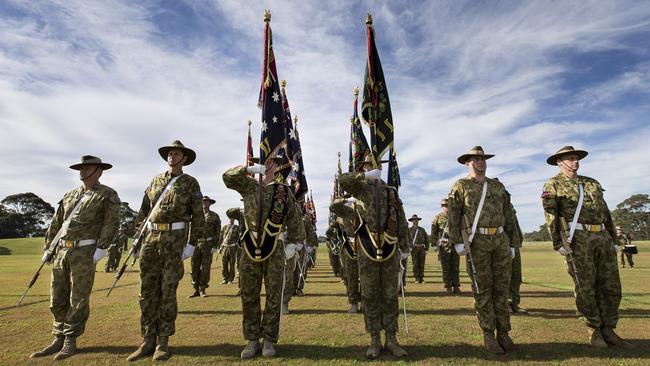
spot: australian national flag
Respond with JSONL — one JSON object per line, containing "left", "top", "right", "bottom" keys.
{"left": 282, "top": 83, "right": 309, "bottom": 200}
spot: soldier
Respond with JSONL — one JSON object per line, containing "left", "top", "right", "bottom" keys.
{"left": 105, "top": 226, "right": 127, "bottom": 272}
{"left": 30, "top": 155, "right": 120, "bottom": 360}
{"left": 408, "top": 215, "right": 429, "bottom": 283}
{"left": 224, "top": 206, "right": 245, "bottom": 296}
{"left": 507, "top": 201, "right": 528, "bottom": 314}
{"left": 330, "top": 195, "right": 362, "bottom": 314}
{"left": 281, "top": 201, "right": 304, "bottom": 314}
{"left": 339, "top": 161, "right": 410, "bottom": 359}
{"left": 326, "top": 224, "right": 342, "bottom": 277}
{"left": 220, "top": 211, "right": 241, "bottom": 284}
{"left": 127, "top": 140, "right": 204, "bottom": 361}
{"left": 223, "top": 158, "right": 305, "bottom": 359}
{"left": 295, "top": 209, "right": 318, "bottom": 296}
{"left": 617, "top": 227, "right": 634, "bottom": 268}
{"left": 448, "top": 146, "right": 517, "bottom": 354}
{"left": 542, "top": 146, "right": 634, "bottom": 348}
{"left": 189, "top": 196, "right": 220, "bottom": 297}
{"left": 431, "top": 199, "right": 460, "bottom": 294}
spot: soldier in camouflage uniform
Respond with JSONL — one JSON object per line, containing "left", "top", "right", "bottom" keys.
{"left": 617, "top": 227, "right": 634, "bottom": 268}
{"left": 105, "top": 226, "right": 128, "bottom": 272}
{"left": 326, "top": 225, "right": 342, "bottom": 277}
{"left": 223, "top": 159, "right": 305, "bottom": 359}
{"left": 189, "top": 196, "right": 221, "bottom": 297}
{"left": 339, "top": 162, "right": 410, "bottom": 359}
{"left": 431, "top": 199, "right": 460, "bottom": 294}
{"left": 281, "top": 202, "right": 304, "bottom": 314}
{"left": 127, "top": 140, "right": 205, "bottom": 361}
{"left": 30, "top": 155, "right": 120, "bottom": 361}
{"left": 408, "top": 215, "right": 429, "bottom": 283}
{"left": 542, "top": 146, "right": 634, "bottom": 348}
{"left": 224, "top": 207, "right": 244, "bottom": 295}
{"left": 329, "top": 197, "right": 362, "bottom": 314}
{"left": 507, "top": 200, "right": 528, "bottom": 314}
{"left": 294, "top": 210, "right": 318, "bottom": 296}
{"left": 220, "top": 211, "right": 241, "bottom": 284}
{"left": 448, "top": 146, "right": 517, "bottom": 354}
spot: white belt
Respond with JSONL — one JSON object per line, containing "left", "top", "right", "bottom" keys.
{"left": 206, "top": 236, "right": 214, "bottom": 241}
{"left": 571, "top": 223, "right": 606, "bottom": 232}
{"left": 149, "top": 222, "right": 186, "bottom": 231}
{"left": 60, "top": 239, "right": 96, "bottom": 248}
{"left": 476, "top": 226, "right": 504, "bottom": 235}
{"left": 225, "top": 243, "right": 237, "bottom": 247}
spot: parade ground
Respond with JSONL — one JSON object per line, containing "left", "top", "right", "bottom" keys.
{"left": 1, "top": 238, "right": 648, "bottom": 365}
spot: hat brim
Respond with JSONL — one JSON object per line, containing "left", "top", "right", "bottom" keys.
{"left": 457, "top": 154, "right": 494, "bottom": 165}
{"left": 159, "top": 146, "right": 196, "bottom": 166}
{"left": 408, "top": 217, "right": 422, "bottom": 222}
{"left": 69, "top": 162, "right": 112, "bottom": 170}
{"left": 203, "top": 199, "right": 216, "bottom": 204}
{"left": 546, "top": 150, "right": 588, "bottom": 165}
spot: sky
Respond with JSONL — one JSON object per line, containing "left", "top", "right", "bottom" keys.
{"left": 1, "top": 0, "right": 649, "bottom": 235}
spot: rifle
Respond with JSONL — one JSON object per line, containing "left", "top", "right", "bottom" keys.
{"left": 17, "top": 239, "right": 62, "bottom": 306}
{"left": 106, "top": 224, "right": 149, "bottom": 297}
{"left": 462, "top": 215, "right": 480, "bottom": 295}
{"left": 559, "top": 217, "right": 581, "bottom": 291}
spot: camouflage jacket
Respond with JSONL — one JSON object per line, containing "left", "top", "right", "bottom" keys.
{"left": 409, "top": 226, "right": 429, "bottom": 250}
{"left": 222, "top": 166, "right": 305, "bottom": 245}
{"left": 430, "top": 212, "right": 449, "bottom": 247}
{"left": 542, "top": 173, "right": 615, "bottom": 250}
{"left": 135, "top": 171, "right": 204, "bottom": 244}
{"left": 226, "top": 207, "right": 244, "bottom": 221}
{"left": 201, "top": 210, "right": 221, "bottom": 248}
{"left": 338, "top": 172, "right": 409, "bottom": 252}
{"left": 447, "top": 176, "right": 517, "bottom": 246}
{"left": 616, "top": 234, "right": 629, "bottom": 247}
{"left": 509, "top": 202, "right": 524, "bottom": 247}
{"left": 46, "top": 184, "right": 121, "bottom": 250}
{"left": 220, "top": 223, "right": 240, "bottom": 247}
{"left": 303, "top": 217, "right": 319, "bottom": 247}
{"left": 110, "top": 233, "right": 129, "bottom": 251}
{"left": 329, "top": 199, "right": 358, "bottom": 237}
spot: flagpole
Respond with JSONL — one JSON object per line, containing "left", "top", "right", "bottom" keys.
{"left": 258, "top": 9, "right": 272, "bottom": 236}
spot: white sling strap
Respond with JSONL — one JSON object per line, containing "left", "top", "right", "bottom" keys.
{"left": 412, "top": 227, "right": 419, "bottom": 247}
{"left": 137, "top": 174, "right": 184, "bottom": 235}
{"left": 468, "top": 180, "right": 488, "bottom": 244}
{"left": 567, "top": 182, "right": 585, "bottom": 244}
{"left": 52, "top": 190, "right": 93, "bottom": 245}
{"left": 440, "top": 221, "right": 448, "bottom": 241}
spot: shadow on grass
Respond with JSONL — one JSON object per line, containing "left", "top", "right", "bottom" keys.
{"left": 525, "top": 307, "right": 650, "bottom": 319}
{"left": 178, "top": 309, "right": 242, "bottom": 315}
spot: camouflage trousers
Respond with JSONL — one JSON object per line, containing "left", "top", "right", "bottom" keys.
{"left": 342, "top": 252, "right": 361, "bottom": 304}
{"left": 440, "top": 244, "right": 460, "bottom": 288}
{"left": 509, "top": 247, "right": 522, "bottom": 307}
{"left": 293, "top": 249, "right": 307, "bottom": 291}
{"left": 222, "top": 245, "right": 238, "bottom": 282}
{"left": 620, "top": 251, "right": 634, "bottom": 267}
{"left": 358, "top": 250, "right": 400, "bottom": 334}
{"left": 282, "top": 252, "right": 297, "bottom": 305}
{"left": 411, "top": 246, "right": 427, "bottom": 280}
{"left": 50, "top": 245, "right": 96, "bottom": 337}
{"left": 104, "top": 245, "right": 122, "bottom": 271}
{"left": 570, "top": 231, "right": 621, "bottom": 329}
{"left": 240, "top": 243, "right": 285, "bottom": 342}
{"left": 139, "top": 229, "right": 185, "bottom": 337}
{"left": 329, "top": 249, "right": 341, "bottom": 277}
{"left": 467, "top": 234, "right": 512, "bottom": 333}
{"left": 190, "top": 243, "right": 213, "bottom": 289}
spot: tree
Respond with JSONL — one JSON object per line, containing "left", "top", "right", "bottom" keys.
{"left": 120, "top": 202, "right": 138, "bottom": 237}
{"left": 0, "top": 205, "right": 26, "bottom": 238}
{"left": 1, "top": 193, "right": 54, "bottom": 238}
{"left": 523, "top": 224, "right": 551, "bottom": 242}
{"left": 612, "top": 194, "right": 650, "bottom": 240}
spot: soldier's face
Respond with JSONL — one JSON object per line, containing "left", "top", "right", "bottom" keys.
{"left": 441, "top": 206, "right": 448, "bottom": 213}
{"left": 411, "top": 220, "right": 419, "bottom": 227}
{"left": 229, "top": 218, "right": 235, "bottom": 225}
{"left": 167, "top": 149, "right": 186, "bottom": 167}
{"left": 467, "top": 156, "right": 487, "bottom": 174}
{"left": 202, "top": 201, "right": 211, "bottom": 211}
{"left": 79, "top": 164, "right": 102, "bottom": 181}
{"left": 558, "top": 154, "right": 579, "bottom": 172}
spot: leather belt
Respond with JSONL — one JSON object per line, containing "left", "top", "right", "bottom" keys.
{"left": 476, "top": 226, "right": 504, "bottom": 235}
{"left": 60, "top": 239, "right": 96, "bottom": 249}
{"left": 198, "top": 236, "right": 214, "bottom": 242}
{"left": 572, "top": 223, "right": 605, "bottom": 232}
{"left": 149, "top": 222, "right": 186, "bottom": 231}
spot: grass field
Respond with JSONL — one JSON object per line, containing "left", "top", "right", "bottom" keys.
{"left": 0, "top": 238, "right": 648, "bottom": 365}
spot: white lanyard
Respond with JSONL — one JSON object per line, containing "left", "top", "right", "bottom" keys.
{"left": 567, "top": 182, "right": 584, "bottom": 244}
{"left": 468, "top": 181, "right": 488, "bottom": 244}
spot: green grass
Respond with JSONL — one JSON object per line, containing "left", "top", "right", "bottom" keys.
{"left": 0, "top": 238, "right": 648, "bottom": 365}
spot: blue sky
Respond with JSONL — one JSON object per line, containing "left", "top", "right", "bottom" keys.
{"left": 1, "top": 0, "right": 649, "bottom": 234}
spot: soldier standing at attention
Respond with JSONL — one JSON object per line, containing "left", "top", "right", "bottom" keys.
{"left": 127, "top": 140, "right": 204, "bottom": 361}
{"left": 448, "top": 146, "right": 517, "bottom": 354}
{"left": 617, "top": 226, "right": 634, "bottom": 268}
{"left": 431, "top": 199, "right": 460, "bottom": 294}
{"left": 408, "top": 215, "right": 429, "bottom": 283}
{"left": 220, "top": 211, "right": 241, "bottom": 284}
{"left": 30, "top": 155, "right": 120, "bottom": 360}
{"left": 105, "top": 226, "right": 127, "bottom": 272}
{"left": 339, "top": 161, "right": 410, "bottom": 359}
{"left": 542, "top": 146, "right": 634, "bottom": 348}
{"left": 223, "top": 158, "right": 305, "bottom": 359}
{"left": 507, "top": 201, "right": 528, "bottom": 314}
{"left": 189, "top": 196, "right": 220, "bottom": 297}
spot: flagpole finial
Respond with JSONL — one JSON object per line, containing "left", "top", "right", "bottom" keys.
{"left": 354, "top": 86, "right": 359, "bottom": 96}
{"left": 264, "top": 9, "right": 271, "bottom": 22}
{"left": 248, "top": 120, "right": 252, "bottom": 127}
{"left": 366, "top": 13, "right": 373, "bottom": 25}
{"left": 281, "top": 79, "right": 286, "bottom": 88}
{"left": 294, "top": 115, "right": 298, "bottom": 124}
{"left": 349, "top": 116, "right": 354, "bottom": 123}
{"left": 338, "top": 152, "right": 341, "bottom": 158}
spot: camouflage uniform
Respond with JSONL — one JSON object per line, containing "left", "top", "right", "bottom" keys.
{"left": 508, "top": 205, "right": 524, "bottom": 310}
{"left": 46, "top": 184, "right": 121, "bottom": 338}
{"left": 294, "top": 217, "right": 318, "bottom": 293}
{"left": 339, "top": 172, "right": 409, "bottom": 335}
{"left": 431, "top": 211, "right": 460, "bottom": 290}
{"left": 617, "top": 232, "right": 634, "bottom": 268}
{"left": 225, "top": 207, "right": 244, "bottom": 291}
{"left": 542, "top": 173, "right": 621, "bottom": 329}
{"left": 329, "top": 201, "right": 361, "bottom": 306}
{"left": 448, "top": 176, "right": 517, "bottom": 334}
{"left": 220, "top": 220, "right": 240, "bottom": 283}
{"left": 222, "top": 166, "right": 305, "bottom": 343}
{"left": 191, "top": 210, "right": 220, "bottom": 290}
{"left": 409, "top": 225, "right": 429, "bottom": 282}
{"left": 136, "top": 171, "right": 204, "bottom": 337}
{"left": 282, "top": 202, "right": 303, "bottom": 308}
{"left": 105, "top": 232, "right": 128, "bottom": 272}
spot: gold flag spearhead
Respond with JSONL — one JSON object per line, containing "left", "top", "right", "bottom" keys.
{"left": 248, "top": 120, "right": 252, "bottom": 127}
{"left": 264, "top": 9, "right": 271, "bottom": 22}
{"left": 366, "top": 13, "right": 373, "bottom": 25}
{"left": 281, "top": 79, "right": 286, "bottom": 88}
{"left": 354, "top": 86, "right": 359, "bottom": 96}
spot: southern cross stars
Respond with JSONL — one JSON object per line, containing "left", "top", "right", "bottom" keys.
{"left": 289, "top": 128, "right": 297, "bottom": 140}
{"left": 261, "top": 121, "right": 268, "bottom": 132}
{"left": 272, "top": 116, "right": 278, "bottom": 124}
{"left": 272, "top": 92, "right": 280, "bottom": 102}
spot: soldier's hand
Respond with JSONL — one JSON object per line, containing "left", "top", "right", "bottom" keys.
{"left": 364, "top": 169, "right": 381, "bottom": 181}
{"left": 614, "top": 245, "right": 620, "bottom": 253}
{"left": 285, "top": 243, "right": 297, "bottom": 258}
{"left": 557, "top": 247, "right": 571, "bottom": 256}
{"left": 211, "top": 247, "right": 218, "bottom": 254}
{"left": 181, "top": 244, "right": 195, "bottom": 260}
{"left": 41, "top": 250, "right": 53, "bottom": 265}
{"left": 510, "top": 247, "right": 515, "bottom": 259}
{"left": 93, "top": 248, "right": 107, "bottom": 264}
{"left": 454, "top": 243, "right": 467, "bottom": 256}
{"left": 400, "top": 251, "right": 410, "bottom": 260}
{"left": 246, "top": 164, "right": 265, "bottom": 175}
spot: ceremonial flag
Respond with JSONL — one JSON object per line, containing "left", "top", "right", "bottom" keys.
{"left": 306, "top": 190, "right": 317, "bottom": 227}
{"left": 281, "top": 81, "right": 308, "bottom": 200}
{"left": 245, "top": 120, "right": 255, "bottom": 177}
{"left": 349, "top": 86, "right": 371, "bottom": 173}
{"left": 361, "top": 14, "right": 394, "bottom": 169}
{"left": 387, "top": 147, "right": 401, "bottom": 190}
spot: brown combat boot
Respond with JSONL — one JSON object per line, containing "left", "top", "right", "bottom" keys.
{"left": 240, "top": 340, "right": 260, "bottom": 359}
{"left": 281, "top": 303, "right": 290, "bottom": 315}
{"left": 152, "top": 336, "right": 170, "bottom": 361}
{"left": 262, "top": 339, "right": 276, "bottom": 357}
{"left": 200, "top": 288, "right": 208, "bottom": 297}
{"left": 29, "top": 336, "right": 64, "bottom": 358}
{"left": 588, "top": 328, "right": 608, "bottom": 348}
{"left": 188, "top": 288, "right": 200, "bottom": 298}
{"left": 452, "top": 286, "right": 461, "bottom": 295}
{"left": 384, "top": 332, "right": 408, "bottom": 357}
{"left": 483, "top": 330, "right": 505, "bottom": 354}
{"left": 52, "top": 336, "right": 76, "bottom": 360}
{"left": 496, "top": 331, "right": 516, "bottom": 352}
{"left": 126, "top": 336, "right": 156, "bottom": 361}
{"left": 347, "top": 303, "right": 359, "bottom": 314}
{"left": 446, "top": 287, "right": 452, "bottom": 294}
{"left": 366, "top": 333, "right": 381, "bottom": 360}
{"left": 601, "top": 327, "right": 635, "bottom": 349}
